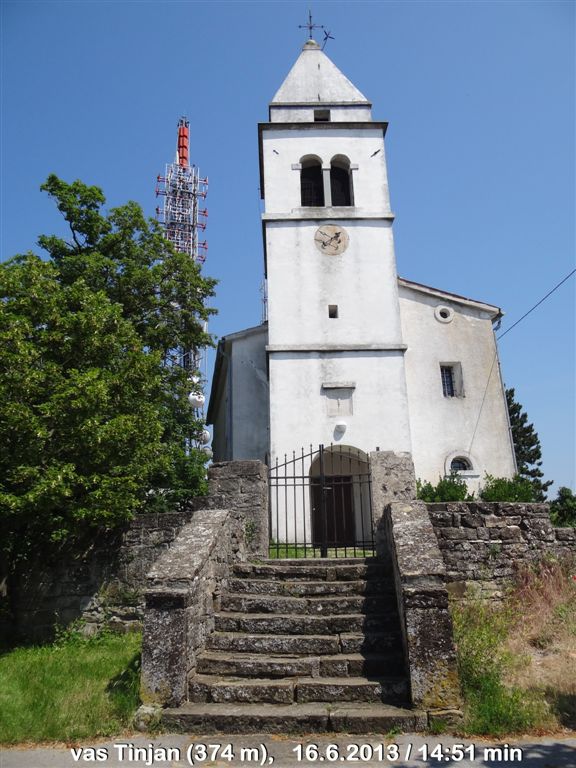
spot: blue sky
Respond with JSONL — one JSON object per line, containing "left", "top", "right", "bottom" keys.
{"left": 1, "top": 0, "right": 574, "bottom": 491}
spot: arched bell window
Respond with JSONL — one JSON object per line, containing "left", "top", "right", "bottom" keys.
{"left": 300, "top": 156, "right": 324, "bottom": 206}
{"left": 330, "top": 155, "right": 353, "bottom": 206}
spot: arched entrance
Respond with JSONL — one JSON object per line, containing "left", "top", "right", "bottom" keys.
{"left": 309, "top": 445, "right": 371, "bottom": 556}
{"left": 268, "top": 444, "right": 374, "bottom": 558}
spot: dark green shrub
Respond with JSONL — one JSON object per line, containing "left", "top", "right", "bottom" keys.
{"left": 417, "top": 474, "right": 473, "bottom": 502}
{"left": 479, "top": 474, "right": 535, "bottom": 502}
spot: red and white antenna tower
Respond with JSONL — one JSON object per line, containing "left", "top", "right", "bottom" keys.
{"left": 156, "top": 118, "right": 211, "bottom": 451}
{"left": 156, "top": 117, "right": 208, "bottom": 263}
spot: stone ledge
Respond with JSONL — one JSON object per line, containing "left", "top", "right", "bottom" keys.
{"left": 147, "top": 509, "right": 230, "bottom": 583}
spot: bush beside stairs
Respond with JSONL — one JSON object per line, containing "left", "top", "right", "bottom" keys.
{"left": 161, "top": 557, "right": 427, "bottom": 733}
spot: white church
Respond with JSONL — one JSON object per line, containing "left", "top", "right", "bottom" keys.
{"left": 207, "top": 39, "right": 516, "bottom": 515}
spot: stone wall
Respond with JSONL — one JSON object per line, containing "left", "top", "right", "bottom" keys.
{"left": 428, "top": 502, "right": 575, "bottom": 597}
{"left": 380, "top": 501, "right": 462, "bottom": 717}
{"left": 141, "top": 508, "right": 235, "bottom": 706}
{"left": 369, "top": 450, "right": 417, "bottom": 558}
{"left": 140, "top": 464, "right": 270, "bottom": 707}
{"left": 12, "top": 510, "right": 194, "bottom": 641}
{"left": 8, "top": 460, "right": 269, "bottom": 641}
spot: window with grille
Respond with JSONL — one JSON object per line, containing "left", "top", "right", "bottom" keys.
{"left": 440, "top": 363, "right": 464, "bottom": 397}
{"left": 451, "top": 457, "right": 471, "bottom": 472}
{"left": 441, "top": 366, "right": 455, "bottom": 397}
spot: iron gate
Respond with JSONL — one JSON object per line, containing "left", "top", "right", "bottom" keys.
{"left": 268, "top": 444, "right": 374, "bottom": 559}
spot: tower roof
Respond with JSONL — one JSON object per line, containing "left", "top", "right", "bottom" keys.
{"left": 271, "top": 40, "right": 370, "bottom": 106}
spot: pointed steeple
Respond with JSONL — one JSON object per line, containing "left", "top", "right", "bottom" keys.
{"left": 271, "top": 40, "right": 370, "bottom": 107}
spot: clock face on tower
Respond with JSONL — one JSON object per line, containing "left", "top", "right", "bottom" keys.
{"left": 314, "top": 225, "right": 349, "bottom": 255}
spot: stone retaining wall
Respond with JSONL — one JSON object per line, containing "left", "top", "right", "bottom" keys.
{"left": 12, "top": 510, "right": 194, "bottom": 641}
{"left": 8, "top": 461, "right": 268, "bottom": 641}
{"left": 427, "top": 502, "right": 575, "bottom": 597}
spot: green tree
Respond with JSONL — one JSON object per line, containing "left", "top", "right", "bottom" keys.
{"left": 506, "top": 388, "right": 552, "bottom": 501}
{"left": 549, "top": 487, "right": 576, "bottom": 527}
{"left": 0, "top": 177, "right": 216, "bottom": 569}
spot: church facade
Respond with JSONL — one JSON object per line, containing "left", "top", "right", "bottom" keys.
{"left": 207, "top": 40, "right": 516, "bottom": 494}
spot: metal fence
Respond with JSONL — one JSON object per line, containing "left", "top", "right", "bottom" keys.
{"left": 268, "top": 444, "right": 374, "bottom": 559}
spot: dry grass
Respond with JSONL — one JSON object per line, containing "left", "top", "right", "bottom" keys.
{"left": 505, "top": 557, "right": 576, "bottom": 729}
{"left": 451, "top": 555, "right": 576, "bottom": 735}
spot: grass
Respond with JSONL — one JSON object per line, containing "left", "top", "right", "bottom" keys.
{"left": 0, "top": 627, "right": 141, "bottom": 744}
{"left": 451, "top": 556, "right": 576, "bottom": 735}
{"left": 268, "top": 543, "right": 375, "bottom": 559}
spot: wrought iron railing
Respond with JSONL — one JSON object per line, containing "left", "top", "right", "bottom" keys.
{"left": 268, "top": 444, "right": 374, "bottom": 559}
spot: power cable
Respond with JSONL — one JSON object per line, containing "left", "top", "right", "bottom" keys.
{"left": 468, "top": 267, "right": 575, "bottom": 456}
{"left": 497, "top": 268, "right": 575, "bottom": 340}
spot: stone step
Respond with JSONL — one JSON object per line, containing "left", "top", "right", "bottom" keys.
{"left": 206, "top": 632, "right": 341, "bottom": 655}
{"left": 214, "top": 612, "right": 397, "bottom": 635}
{"left": 189, "top": 675, "right": 409, "bottom": 705}
{"left": 206, "top": 630, "right": 403, "bottom": 656}
{"left": 228, "top": 577, "right": 394, "bottom": 597}
{"left": 233, "top": 562, "right": 391, "bottom": 582}
{"left": 196, "top": 650, "right": 405, "bottom": 679}
{"left": 340, "top": 632, "right": 403, "bottom": 654}
{"left": 220, "top": 593, "right": 395, "bottom": 616}
{"left": 161, "top": 701, "right": 427, "bottom": 734}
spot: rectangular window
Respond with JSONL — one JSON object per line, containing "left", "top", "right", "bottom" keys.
{"left": 440, "top": 363, "right": 464, "bottom": 397}
{"left": 314, "top": 109, "right": 331, "bottom": 122}
{"left": 328, "top": 304, "right": 338, "bottom": 318}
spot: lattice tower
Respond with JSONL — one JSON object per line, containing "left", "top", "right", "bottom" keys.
{"left": 155, "top": 118, "right": 210, "bottom": 451}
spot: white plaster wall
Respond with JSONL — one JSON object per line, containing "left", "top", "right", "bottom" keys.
{"left": 266, "top": 220, "right": 403, "bottom": 346}
{"left": 262, "top": 129, "right": 391, "bottom": 214}
{"left": 268, "top": 351, "right": 412, "bottom": 463}
{"left": 269, "top": 106, "right": 373, "bottom": 123}
{"left": 399, "top": 287, "right": 516, "bottom": 492}
{"left": 230, "top": 329, "right": 269, "bottom": 461}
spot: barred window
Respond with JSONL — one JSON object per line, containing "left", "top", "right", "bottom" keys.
{"left": 441, "top": 365, "right": 455, "bottom": 397}
{"left": 451, "top": 457, "right": 471, "bottom": 472}
{"left": 440, "top": 363, "right": 464, "bottom": 397}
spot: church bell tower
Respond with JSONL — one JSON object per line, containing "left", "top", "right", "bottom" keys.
{"left": 260, "top": 39, "right": 412, "bottom": 462}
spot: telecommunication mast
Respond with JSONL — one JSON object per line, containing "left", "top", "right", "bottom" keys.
{"left": 156, "top": 118, "right": 211, "bottom": 451}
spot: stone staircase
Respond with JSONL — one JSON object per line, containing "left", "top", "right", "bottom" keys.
{"left": 162, "top": 558, "right": 426, "bottom": 733}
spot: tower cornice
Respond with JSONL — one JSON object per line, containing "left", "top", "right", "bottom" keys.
{"left": 259, "top": 121, "right": 388, "bottom": 132}
{"left": 261, "top": 212, "right": 395, "bottom": 221}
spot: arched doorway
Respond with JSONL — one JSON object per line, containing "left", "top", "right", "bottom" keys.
{"left": 309, "top": 445, "right": 371, "bottom": 556}
{"left": 268, "top": 444, "right": 374, "bottom": 558}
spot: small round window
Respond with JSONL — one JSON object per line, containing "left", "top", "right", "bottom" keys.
{"left": 435, "top": 305, "right": 454, "bottom": 324}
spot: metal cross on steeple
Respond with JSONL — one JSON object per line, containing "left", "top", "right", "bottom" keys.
{"left": 299, "top": 9, "right": 324, "bottom": 40}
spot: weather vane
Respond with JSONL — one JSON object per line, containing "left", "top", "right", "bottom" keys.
{"left": 322, "top": 29, "right": 335, "bottom": 51}
{"left": 299, "top": 9, "right": 324, "bottom": 41}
